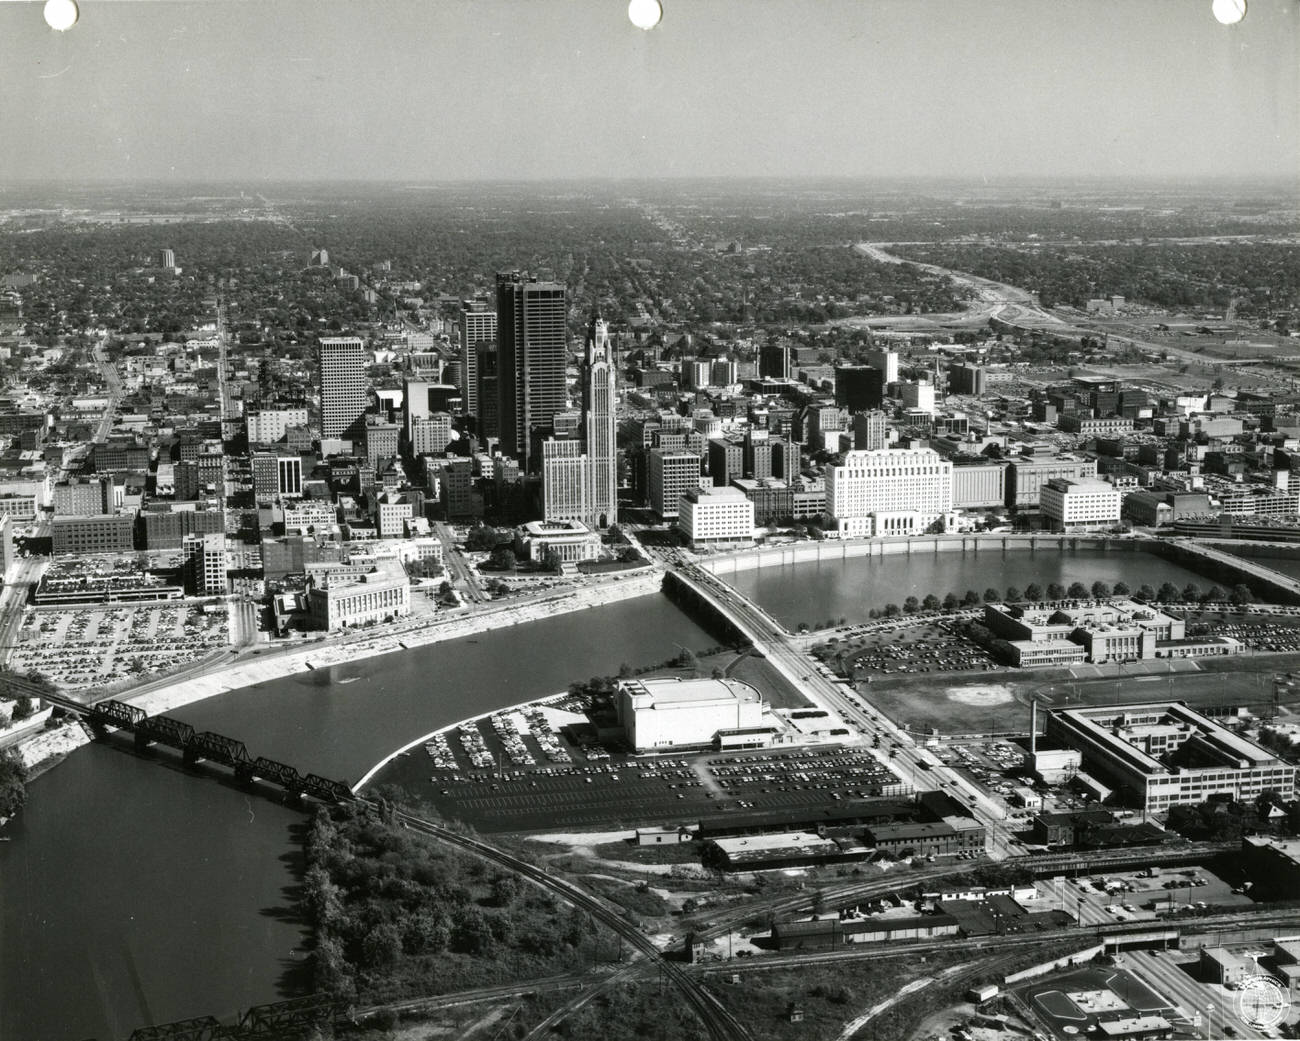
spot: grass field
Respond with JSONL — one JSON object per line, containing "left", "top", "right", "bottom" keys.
{"left": 859, "top": 657, "right": 1300, "bottom": 735}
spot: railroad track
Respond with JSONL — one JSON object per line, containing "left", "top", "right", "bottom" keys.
{"left": 386, "top": 805, "right": 753, "bottom": 1041}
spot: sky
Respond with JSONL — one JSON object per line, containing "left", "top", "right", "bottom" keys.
{"left": 0, "top": 0, "right": 1297, "bottom": 183}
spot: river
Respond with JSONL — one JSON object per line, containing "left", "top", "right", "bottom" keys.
{"left": 0, "top": 594, "right": 713, "bottom": 1041}
{"left": 722, "top": 545, "right": 1215, "bottom": 629}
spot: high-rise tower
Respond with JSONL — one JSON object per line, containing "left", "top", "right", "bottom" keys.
{"left": 317, "top": 336, "right": 368, "bottom": 440}
{"left": 583, "top": 316, "right": 617, "bottom": 528}
{"left": 496, "top": 272, "right": 567, "bottom": 466}
{"left": 459, "top": 298, "right": 496, "bottom": 420}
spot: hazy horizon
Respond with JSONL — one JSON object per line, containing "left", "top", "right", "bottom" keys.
{"left": 2, "top": 0, "right": 1297, "bottom": 184}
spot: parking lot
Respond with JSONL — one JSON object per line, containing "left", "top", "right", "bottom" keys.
{"left": 817, "top": 618, "right": 1002, "bottom": 678}
{"left": 7, "top": 603, "right": 229, "bottom": 690}
{"left": 376, "top": 718, "right": 914, "bottom": 834}
{"left": 1033, "top": 862, "right": 1254, "bottom": 927}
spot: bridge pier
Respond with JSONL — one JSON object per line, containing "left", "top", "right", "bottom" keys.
{"left": 134, "top": 732, "right": 155, "bottom": 752}
{"left": 182, "top": 747, "right": 202, "bottom": 767}
{"left": 234, "top": 764, "right": 255, "bottom": 787}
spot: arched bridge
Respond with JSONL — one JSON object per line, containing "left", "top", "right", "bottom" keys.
{"left": 45, "top": 692, "right": 352, "bottom": 804}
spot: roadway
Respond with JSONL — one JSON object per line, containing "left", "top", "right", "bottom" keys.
{"left": 90, "top": 341, "right": 123, "bottom": 442}
{"left": 0, "top": 553, "right": 46, "bottom": 669}
{"left": 434, "top": 521, "right": 487, "bottom": 603}
{"left": 667, "top": 560, "right": 1023, "bottom": 859}
{"left": 1125, "top": 950, "right": 1255, "bottom": 1040}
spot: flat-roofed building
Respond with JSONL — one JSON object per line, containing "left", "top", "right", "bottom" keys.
{"left": 616, "top": 677, "right": 765, "bottom": 752}
{"left": 952, "top": 460, "right": 1007, "bottom": 509}
{"left": 1006, "top": 455, "right": 1098, "bottom": 509}
{"left": 519, "top": 519, "right": 601, "bottom": 564}
{"left": 1046, "top": 702, "right": 1296, "bottom": 813}
{"left": 678, "top": 485, "right": 754, "bottom": 549}
{"left": 649, "top": 449, "right": 702, "bottom": 519}
{"left": 826, "top": 448, "right": 952, "bottom": 537}
{"left": 305, "top": 556, "right": 410, "bottom": 630}
{"left": 1040, "top": 476, "right": 1122, "bottom": 531}
{"left": 52, "top": 513, "right": 135, "bottom": 555}
{"left": 246, "top": 407, "right": 308, "bottom": 445}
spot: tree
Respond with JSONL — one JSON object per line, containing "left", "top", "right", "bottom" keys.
{"left": 10, "top": 695, "right": 33, "bottom": 721}
{"left": 1230, "top": 583, "right": 1255, "bottom": 606}
{"left": 1091, "top": 581, "right": 1112, "bottom": 599}
{"left": 963, "top": 590, "right": 981, "bottom": 607}
{"left": 903, "top": 596, "right": 920, "bottom": 613}
{"left": 543, "top": 548, "right": 563, "bottom": 574}
{"left": 1138, "top": 584, "right": 1156, "bottom": 601}
{"left": 1005, "top": 586, "right": 1022, "bottom": 603}
{"left": 1046, "top": 582, "right": 1066, "bottom": 600}
{"left": 1203, "top": 585, "right": 1226, "bottom": 603}
{"left": 1157, "top": 582, "right": 1180, "bottom": 602}
{"left": 883, "top": 603, "right": 901, "bottom": 618}
{"left": 984, "top": 588, "right": 1001, "bottom": 603}
{"left": 1068, "top": 581, "right": 1089, "bottom": 599}
{"left": 1182, "top": 583, "right": 1201, "bottom": 603}
{"left": 1113, "top": 581, "right": 1130, "bottom": 596}
{"left": 0, "top": 751, "right": 26, "bottom": 819}
{"left": 943, "top": 593, "right": 960, "bottom": 612}
{"left": 488, "top": 546, "right": 517, "bottom": 571}
{"left": 922, "top": 594, "right": 941, "bottom": 612}
{"left": 1024, "top": 583, "right": 1043, "bottom": 602}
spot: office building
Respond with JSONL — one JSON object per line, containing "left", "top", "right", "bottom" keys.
{"left": 582, "top": 316, "right": 618, "bottom": 528}
{"left": 901, "top": 381, "right": 937, "bottom": 414}
{"left": 317, "top": 336, "right": 369, "bottom": 440}
{"left": 949, "top": 363, "right": 987, "bottom": 396}
{"left": 305, "top": 557, "right": 411, "bottom": 630}
{"left": 1005, "top": 455, "right": 1099, "bottom": 509}
{"left": 743, "top": 429, "right": 773, "bottom": 480}
{"left": 459, "top": 299, "right": 496, "bottom": 418}
{"left": 246, "top": 407, "right": 309, "bottom": 445}
{"left": 771, "top": 438, "right": 801, "bottom": 480}
{"left": 278, "top": 456, "right": 303, "bottom": 497}
{"left": 678, "top": 485, "right": 755, "bottom": 549}
{"left": 541, "top": 438, "right": 588, "bottom": 524}
{"left": 835, "top": 365, "right": 886, "bottom": 412}
{"left": 952, "top": 461, "right": 1007, "bottom": 509}
{"left": 53, "top": 478, "right": 111, "bottom": 517}
{"left": 362, "top": 415, "right": 400, "bottom": 467}
{"left": 852, "top": 411, "right": 889, "bottom": 452}
{"left": 159, "top": 248, "right": 176, "bottom": 270}
{"left": 409, "top": 413, "right": 453, "bottom": 455}
{"left": 649, "top": 449, "right": 702, "bottom": 519}
{"left": 759, "top": 343, "right": 792, "bottom": 380}
{"left": 52, "top": 514, "right": 136, "bottom": 556}
{"left": 1039, "top": 477, "right": 1122, "bottom": 532}
{"left": 139, "top": 506, "right": 225, "bottom": 550}
{"left": 183, "top": 532, "right": 227, "bottom": 595}
{"left": 865, "top": 348, "right": 899, "bottom": 385}
{"left": 496, "top": 271, "right": 567, "bottom": 465}
{"left": 708, "top": 438, "right": 744, "bottom": 487}
{"left": 826, "top": 448, "right": 953, "bottom": 537}
{"left": 1045, "top": 702, "right": 1296, "bottom": 813}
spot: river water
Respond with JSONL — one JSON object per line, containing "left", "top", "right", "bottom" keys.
{"left": 0, "top": 546, "right": 1221, "bottom": 1040}
{"left": 722, "top": 546, "right": 1214, "bottom": 629}
{"left": 0, "top": 595, "right": 713, "bottom": 1041}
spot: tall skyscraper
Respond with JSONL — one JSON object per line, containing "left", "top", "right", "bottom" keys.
{"left": 459, "top": 299, "right": 497, "bottom": 419}
{"left": 496, "top": 271, "right": 568, "bottom": 466}
{"left": 317, "top": 336, "right": 368, "bottom": 440}
{"left": 541, "top": 438, "right": 587, "bottom": 523}
{"left": 759, "top": 342, "right": 792, "bottom": 380}
{"left": 582, "top": 316, "right": 617, "bottom": 528}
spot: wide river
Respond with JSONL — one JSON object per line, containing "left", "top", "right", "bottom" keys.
{"left": 0, "top": 546, "right": 1219, "bottom": 1040}
{"left": 722, "top": 545, "right": 1214, "bottom": 629}
{"left": 0, "top": 595, "right": 714, "bottom": 1041}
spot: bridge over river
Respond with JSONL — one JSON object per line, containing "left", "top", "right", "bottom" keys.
{"left": 43, "top": 692, "right": 353, "bottom": 804}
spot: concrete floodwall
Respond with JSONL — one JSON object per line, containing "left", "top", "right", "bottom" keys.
{"left": 698, "top": 534, "right": 1143, "bottom": 578}
{"left": 1003, "top": 943, "right": 1105, "bottom": 986}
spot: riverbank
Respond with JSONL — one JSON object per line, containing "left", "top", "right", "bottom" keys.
{"left": 122, "top": 569, "right": 664, "bottom": 720}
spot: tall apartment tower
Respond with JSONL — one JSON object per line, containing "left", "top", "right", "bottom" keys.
{"left": 496, "top": 271, "right": 568, "bottom": 466}
{"left": 317, "top": 336, "right": 368, "bottom": 440}
{"left": 159, "top": 248, "right": 176, "bottom": 270}
{"left": 582, "top": 316, "right": 618, "bottom": 528}
{"left": 459, "top": 298, "right": 497, "bottom": 420}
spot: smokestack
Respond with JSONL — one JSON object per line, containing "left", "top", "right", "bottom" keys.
{"left": 1030, "top": 698, "right": 1038, "bottom": 756}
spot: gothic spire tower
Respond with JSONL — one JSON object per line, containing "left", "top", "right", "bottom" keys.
{"left": 582, "top": 315, "right": 617, "bottom": 528}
